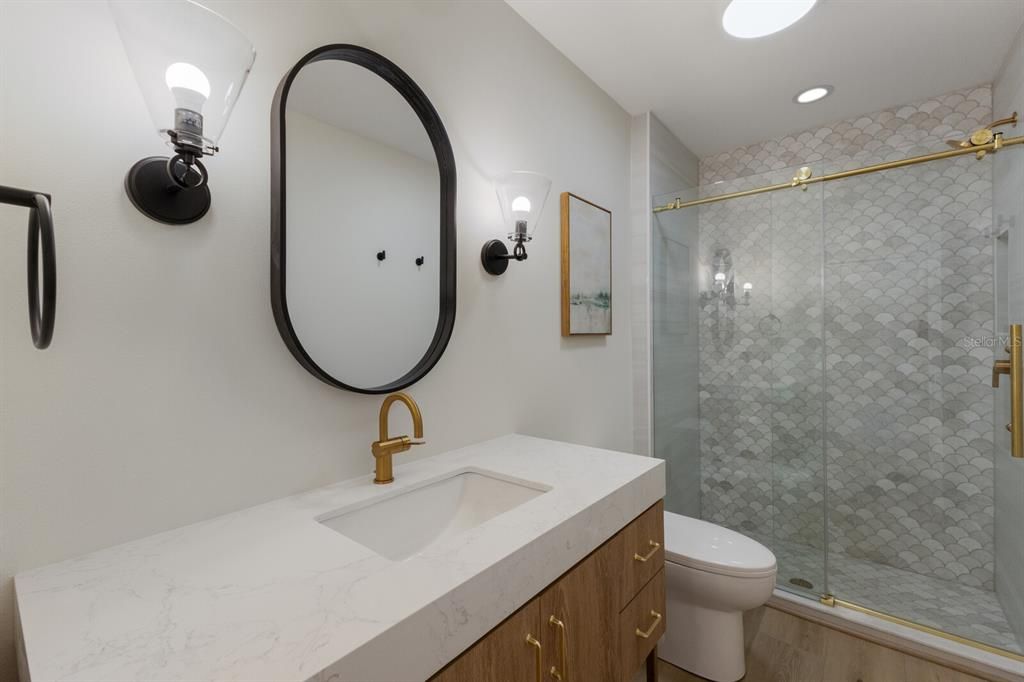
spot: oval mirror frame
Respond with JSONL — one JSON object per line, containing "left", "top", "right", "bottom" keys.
{"left": 271, "top": 44, "right": 456, "bottom": 394}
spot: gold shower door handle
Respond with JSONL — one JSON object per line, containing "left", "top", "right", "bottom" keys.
{"left": 992, "top": 324, "right": 1023, "bottom": 458}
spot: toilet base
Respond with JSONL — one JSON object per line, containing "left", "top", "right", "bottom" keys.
{"left": 660, "top": 604, "right": 745, "bottom": 682}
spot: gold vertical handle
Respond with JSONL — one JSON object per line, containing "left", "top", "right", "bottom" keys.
{"left": 548, "top": 615, "right": 568, "bottom": 680}
{"left": 994, "top": 325, "right": 1023, "bottom": 458}
{"left": 1012, "top": 324, "right": 1022, "bottom": 458}
{"left": 526, "top": 634, "right": 543, "bottom": 682}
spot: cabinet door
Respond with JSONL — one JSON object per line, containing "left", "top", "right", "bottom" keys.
{"left": 430, "top": 599, "right": 542, "bottom": 682}
{"left": 539, "top": 536, "right": 622, "bottom": 682}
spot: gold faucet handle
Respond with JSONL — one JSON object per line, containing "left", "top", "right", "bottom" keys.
{"left": 371, "top": 435, "right": 425, "bottom": 458}
{"left": 372, "top": 436, "right": 409, "bottom": 456}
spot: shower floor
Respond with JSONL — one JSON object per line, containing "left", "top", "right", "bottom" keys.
{"left": 761, "top": 536, "right": 1023, "bottom": 654}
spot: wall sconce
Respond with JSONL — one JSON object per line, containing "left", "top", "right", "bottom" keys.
{"left": 110, "top": 0, "right": 256, "bottom": 225}
{"left": 742, "top": 281, "right": 753, "bottom": 306}
{"left": 481, "top": 171, "right": 552, "bottom": 275}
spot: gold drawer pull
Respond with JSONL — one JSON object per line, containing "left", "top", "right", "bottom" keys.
{"left": 526, "top": 634, "right": 542, "bottom": 682}
{"left": 633, "top": 541, "right": 661, "bottom": 562}
{"left": 635, "top": 610, "right": 663, "bottom": 639}
{"left": 548, "top": 615, "right": 568, "bottom": 680}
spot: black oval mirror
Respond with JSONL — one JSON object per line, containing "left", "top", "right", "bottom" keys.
{"left": 271, "top": 45, "right": 456, "bottom": 394}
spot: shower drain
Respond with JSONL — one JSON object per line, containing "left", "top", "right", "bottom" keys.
{"left": 789, "top": 577, "right": 814, "bottom": 590}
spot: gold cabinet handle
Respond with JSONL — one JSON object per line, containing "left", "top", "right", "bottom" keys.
{"left": 993, "top": 324, "right": 1023, "bottom": 458}
{"left": 635, "top": 610, "right": 663, "bottom": 639}
{"left": 633, "top": 541, "right": 661, "bottom": 563}
{"left": 526, "top": 634, "right": 543, "bottom": 682}
{"left": 548, "top": 615, "right": 568, "bottom": 680}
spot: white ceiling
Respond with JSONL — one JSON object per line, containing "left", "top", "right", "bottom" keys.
{"left": 507, "top": 0, "right": 1024, "bottom": 157}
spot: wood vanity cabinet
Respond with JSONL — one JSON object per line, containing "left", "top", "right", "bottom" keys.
{"left": 427, "top": 600, "right": 542, "bottom": 681}
{"left": 430, "top": 500, "right": 665, "bottom": 682}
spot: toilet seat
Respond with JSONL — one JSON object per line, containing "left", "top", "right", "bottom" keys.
{"left": 664, "top": 512, "right": 777, "bottom": 578}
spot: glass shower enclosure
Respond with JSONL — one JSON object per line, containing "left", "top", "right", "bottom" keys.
{"left": 652, "top": 142, "right": 1024, "bottom": 656}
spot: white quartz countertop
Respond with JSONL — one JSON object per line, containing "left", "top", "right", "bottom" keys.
{"left": 15, "top": 435, "right": 664, "bottom": 681}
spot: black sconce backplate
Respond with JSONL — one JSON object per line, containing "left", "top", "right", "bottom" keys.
{"left": 481, "top": 239, "right": 510, "bottom": 275}
{"left": 481, "top": 238, "right": 529, "bottom": 276}
{"left": 125, "top": 156, "right": 211, "bottom": 225}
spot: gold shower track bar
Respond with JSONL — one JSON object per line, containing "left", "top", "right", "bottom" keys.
{"left": 652, "top": 133, "right": 1024, "bottom": 213}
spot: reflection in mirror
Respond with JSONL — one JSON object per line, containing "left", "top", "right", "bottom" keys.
{"left": 280, "top": 54, "right": 446, "bottom": 391}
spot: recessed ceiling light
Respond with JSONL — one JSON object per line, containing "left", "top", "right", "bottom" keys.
{"left": 794, "top": 85, "right": 833, "bottom": 104}
{"left": 722, "top": 0, "right": 818, "bottom": 39}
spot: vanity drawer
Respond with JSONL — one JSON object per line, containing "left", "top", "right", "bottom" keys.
{"left": 619, "top": 500, "right": 664, "bottom": 608}
{"left": 619, "top": 568, "right": 665, "bottom": 681}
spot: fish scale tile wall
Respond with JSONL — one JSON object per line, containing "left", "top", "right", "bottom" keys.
{"left": 696, "top": 85, "right": 995, "bottom": 589}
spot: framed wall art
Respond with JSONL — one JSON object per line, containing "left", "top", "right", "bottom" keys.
{"left": 561, "top": 192, "right": 611, "bottom": 336}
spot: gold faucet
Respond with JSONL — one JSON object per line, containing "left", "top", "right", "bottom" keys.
{"left": 371, "top": 392, "right": 425, "bottom": 484}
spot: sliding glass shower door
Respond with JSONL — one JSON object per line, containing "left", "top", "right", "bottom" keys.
{"left": 653, "top": 146, "right": 1024, "bottom": 655}
{"left": 652, "top": 165, "right": 829, "bottom": 600}
{"left": 818, "top": 151, "right": 1021, "bottom": 652}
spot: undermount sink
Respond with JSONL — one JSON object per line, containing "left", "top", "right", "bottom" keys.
{"left": 318, "top": 470, "right": 549, "bottom": 561}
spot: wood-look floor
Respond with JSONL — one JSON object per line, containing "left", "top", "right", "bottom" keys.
{"left": 655, "top": 606, "right": 990, "bottom": 682}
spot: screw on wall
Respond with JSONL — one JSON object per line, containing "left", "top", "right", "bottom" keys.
{"left": 415, "top": 256, "right": 424, "bottom": 267}
{"left": 377, "top": 250, "right": 386, "bottom": 262}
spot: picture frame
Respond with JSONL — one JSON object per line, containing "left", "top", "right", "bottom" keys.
{"left": 561, "top": 192, "right": 612, "bottom": 336}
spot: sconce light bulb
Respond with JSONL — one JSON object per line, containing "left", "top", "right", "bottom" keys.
{"left": 165, "top": 62, "right": 211, "bottom": 111}
{"left": 743, "top": 282, "right": 753, "bottom": 291}
{"left": 511, "top": 196, "right": 531, "bottom": 213}
{"left": 714, "top": 272, "right": 726, "bottom": 282}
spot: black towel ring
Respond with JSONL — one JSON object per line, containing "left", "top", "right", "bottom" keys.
{"left": 1, "top": 185, "right": 56, "bottom": 349}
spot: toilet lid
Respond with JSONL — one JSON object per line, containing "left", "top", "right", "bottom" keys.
{"left": 663, "top": 512, "right": 777, "bottom": 578}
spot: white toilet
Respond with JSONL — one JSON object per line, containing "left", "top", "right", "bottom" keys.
{"left": 661, "top": 512, "right": 777, "bottom": 682}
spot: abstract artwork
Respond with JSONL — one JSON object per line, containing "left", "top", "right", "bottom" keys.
{"left": 561, "top": 192, "right": 611, "bottom": 336}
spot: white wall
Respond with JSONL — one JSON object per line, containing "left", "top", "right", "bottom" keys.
{"left": 0, "top": 1, "right": 633, "bottom": 675}
{"left": 629, "top": 114, "right": 652, "bottom": 456}
{"left": 287, "top": 112, "right": 439, "bottom": 388}
{"left": 994, "top": 18, "right": 1024, "bottom": 648}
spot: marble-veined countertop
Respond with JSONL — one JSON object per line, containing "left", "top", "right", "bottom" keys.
{"left": 15, "top": 435, "right": 664, "bottom": 681}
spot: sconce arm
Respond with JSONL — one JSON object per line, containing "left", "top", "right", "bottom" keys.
{"left": 492, "top": 238, "right": 529, "bottom": 262}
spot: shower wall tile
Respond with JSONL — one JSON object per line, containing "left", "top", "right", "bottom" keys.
{"left": 701, "top": 87, "right": 992, "bottom": 184}
{"left": 768, "top": 186, "right": 827, "bottom": 551}
{"left": 698, "top": 85, "right": 995, "bottom": 590}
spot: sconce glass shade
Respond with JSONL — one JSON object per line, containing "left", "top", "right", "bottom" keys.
{"left": 496, "top": 171, "right": 551, "bottom": 242}
{"left": 109, "top": 0, "right": 255, "bottom": 155}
